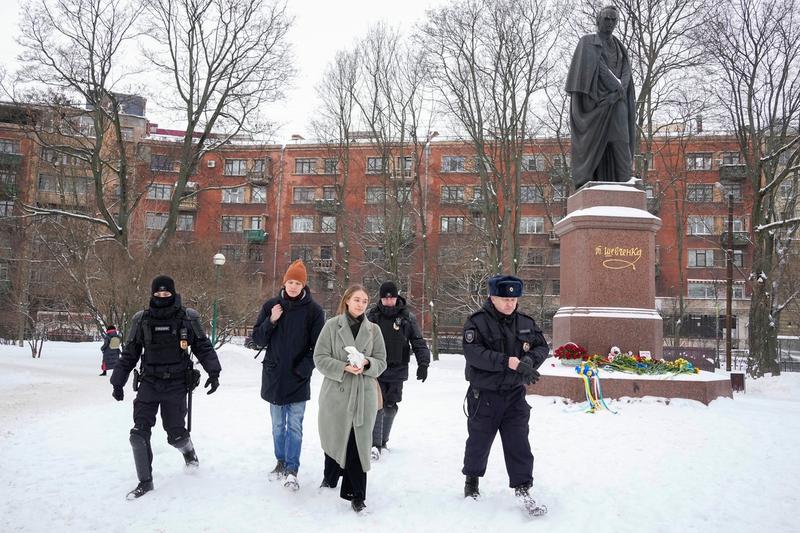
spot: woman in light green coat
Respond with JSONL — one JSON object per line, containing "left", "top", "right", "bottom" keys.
{"left": 314, "top": 284, "right": 387, "bottom": 513}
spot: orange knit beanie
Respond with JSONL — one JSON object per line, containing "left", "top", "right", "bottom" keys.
{"left": 283, "top": 259, "right": 307, "bottom": 285}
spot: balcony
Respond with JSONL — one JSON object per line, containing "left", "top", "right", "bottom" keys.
{"left": 244, "top": 229, "right": 267, "bottom": 243}
{"left": 314, "top": 198, "right": 341, "bottom": 215}
{"left": 548, "top": 230, "right": 560, "bottom": 244}
{"left": 720, "top": 231, "right": 750, "bottom": 247}
{"left": 178, "top": 196, "right": 197, "bottom": 211}
{"left": 36, "top": 190, "right": 90, "bottom": 207}
{"left": 390, "top": 170, "right": 415, "bottom": 180}
{"left": 548, "top": 167, "right": 570, "bottom": 183}
{"left": 310, "top": 258, "right": 334, "bottom": 272}
{"left": 467, "top": 199, "right": 487, "bottom": 213}
{"left": 246, "top": 170, "right": 271, "bottom": 185}
{"left": 0, "top": 153, "right": 23, "bottom": 169}
{"left": 719, "top": 164, "right": 747, "bottom": 182}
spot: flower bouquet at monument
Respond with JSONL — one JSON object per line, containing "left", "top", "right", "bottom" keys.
{"left": 590, "top": 350, "right": 699, "bottom": 376}
{"left": 554, "top": 342, "right": 590, "bottom": 366}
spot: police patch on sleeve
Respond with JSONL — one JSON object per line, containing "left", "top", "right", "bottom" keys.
{"left": 464, "top": 329, "right": 476, "bottom": 343}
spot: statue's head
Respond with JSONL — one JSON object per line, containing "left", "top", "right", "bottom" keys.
{"left": 595, "top": 5, "right": 619, "bottom": 34}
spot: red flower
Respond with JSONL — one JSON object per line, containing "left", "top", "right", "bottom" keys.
{"left": 554, "top": 342, "right": 589, "bottom": 360}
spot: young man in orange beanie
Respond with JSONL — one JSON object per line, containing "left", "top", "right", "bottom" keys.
{"left": 252, "top": 259, "right": 324, "bottom": 491}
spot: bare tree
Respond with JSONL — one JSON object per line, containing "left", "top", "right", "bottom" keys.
{"left": 143, "top": 0, "right": 293, "bottom": 252}
{"left": 419, "top": 0, "right": 564, "bottom": 274}
{"left": 701, "top": 0, "right": 800, "bottom": 376}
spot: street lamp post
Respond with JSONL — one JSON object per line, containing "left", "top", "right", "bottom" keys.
{"left": 725, "top": 193, "right": 734, "bottom": 372}
{"left": 211, "top": 253, "right": 226, "bottom": 345}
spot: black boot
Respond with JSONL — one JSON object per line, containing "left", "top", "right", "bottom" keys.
{"left": 351, "top": 498, "right": 366, "bottom": 513}
{"left": 183, "top": 449, "right": 199, "bottom": 468}
{"left": 464, "top": 475, "right": 480, "bottom": 499}
{"left": 320, "top": 478, "right": 337, "bottom": 488}
{"left": 99, "top": 371, "right": 107, "bottom": 376}
{"left": 126, "top": 480, "right": 153, "bottom": 500}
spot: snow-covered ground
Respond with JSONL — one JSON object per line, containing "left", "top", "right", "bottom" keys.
{"left": 1, "top": 342, "right": 799, "bottom": 532}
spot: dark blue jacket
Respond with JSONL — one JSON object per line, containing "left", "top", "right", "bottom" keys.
{"left": 101, "top": 331, "right": 121, "bottom": 370}
{"left": 462, "top": 299, "right": 548, "bottom": 391}
{"left": 252, "top": 287, "right": 325, "bottom": 405}
{"left": 366, "top": 296, "right": 430, "bottom": 382}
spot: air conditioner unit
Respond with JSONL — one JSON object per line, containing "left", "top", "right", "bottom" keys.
{"left": 207, "top": 160, "right": 216, "bottom": 168}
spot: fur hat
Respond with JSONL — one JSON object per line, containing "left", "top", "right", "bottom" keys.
{"left": 151, "top": 275, "right": 176, "bottom": 295}
{"left": 487, "top": 275, "right": 523, "bottom": 297}
{"left": 283, "top": 259, "right": 308, "bottom": 286}
{"left": 379, "top": 281, "right": 398, "bottom": 298}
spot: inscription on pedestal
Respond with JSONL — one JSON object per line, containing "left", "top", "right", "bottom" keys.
{"left": 594, "top": 245, "right": 643, "bottom": 270}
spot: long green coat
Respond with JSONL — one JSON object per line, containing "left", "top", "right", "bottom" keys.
{"left": 313, "top": 314, "right": 387, "bottom": 471}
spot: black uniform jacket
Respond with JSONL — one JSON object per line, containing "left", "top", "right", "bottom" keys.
{"left": 462, "top": 299, "right": 548, "bottom": 391}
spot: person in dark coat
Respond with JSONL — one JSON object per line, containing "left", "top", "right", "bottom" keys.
{"left": 99, "top": 325, "right": 121, "bottom": 376}
{"left": 461, "top": 275, "right": 548, "bottom": 510}
{"left": 565, "top": 5, "right": 636, "bottom": 188}
{"left": 366, "top": 281, "right": 430, "bottom": 460}
{"left": 110, "top": 275, "right": 222, "bottom": 500}
{"left": 251, "top": 259, "right": 325, "bottom": 491}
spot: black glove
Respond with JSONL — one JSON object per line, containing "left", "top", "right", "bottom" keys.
{"left": 516, "top": 356, "right": 540, "bottom": 385}
{"left": 112, "top": 387, "right": 124, "bottom": 401}
{"left": 416, "top": 365, "right": 428, "bottom": 382}
{"left": 204, "top": 376, "right": 219, "bottom": 395}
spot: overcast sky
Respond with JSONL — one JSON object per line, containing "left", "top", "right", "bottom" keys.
{"left": 0, "top": 0, "right": 451, "bottom": 141}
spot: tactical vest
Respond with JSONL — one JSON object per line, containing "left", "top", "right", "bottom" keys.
{"left": 140, "top": 309, "right": 190, "bottom": 379}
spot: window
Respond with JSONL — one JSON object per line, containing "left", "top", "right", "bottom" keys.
{"left": 293, "top": 187, "right": 316, "bottom": 204}
{"left": 365, "top": 215, "right": 385, "bottom": 234}
{"left": 222, "top": 187, "right": 245, "bottom": 204}
{"left": 525, "top": 248, "right": 545, "bottom": 266}
{"left": 224, "top": 159, "right": 247, "bottom": 176}
{"left": 520, "top": 186, "right": 544, "bottom": 203}
{"left": 395, "top": 186, "right": 412, "bottom": 203}
{"left": 249, "top": 216, "right": 263, "bottom": 230}
{"left": 442, "top": 156, "right": 466, "bottom": 172}
{"left": 440, "top": 216, "right": 465, "bottom": 233}
{"left": 147, "top": 183, "right": 172, "bottom": 200}
{"left": 150, "top": 154, "right": 175, "bottom": 172}
{"left": 41, "top": 148, "right": 82, "bottom": 167}
{"left": 321, "top": 216, "right": 336, "bottom": 233}
{"left": 0, "top": 262, "right": 8, "bottom": 280}
{"left": 687, "top": 185, "right": 713, "bottom": 203}
{"left": 551, "top": 184, "right": 567, "bottom": 201}
{"left": 687, "top": 216, "right": 713, "bottom": 235}
{"left": 472, "top": 186, "right": 484, "bottom": 201}
{"left": 779, "top": 179, "right": 797, "bottom": 199}
{"left": 0, "top": 139, "right": 19, "bottom": 153}
{"left": 396, "top": 156, "right": 413, "bottom": 175}
{"left": 248, "top": 247, "right": 263, "bottom": 262}
{"left": 733, "top": 250, "right": 744, "bottom": 267}
{"left": 291, "top": 246, "right": 314, "bottom": 262}
{"left": 733, "top": 284, "right": 745, "bottom": 299}
{"left": 441, "top": 186, "right": 465, "bottom": 203}
{"left": 732, "top": 218, "right": 746, "bottom": 232}
{"left": 320, "top": 246, "right": 333, "bottom": 260}
{"left": 643, "top": 152, "right": 655, "bottom": 170}
{"left": 519, "top": 216, "right": 544, "bottom": 234}
{"left": 177, "top": 213, "right": 195, "bottom": 231}
{"left": 251, "top": 159, "right": 268, "bottom": 174}
{"left": 551, "top": 155, "right": 570, "bottom": 169}
{"left": 294, "top": 158, "right": 316, "bottom": 174}
{"left": 472, "top": 215, "right": 486, "bottom": 230}
{"left": 291, "top": 216, "right": 314, "bottom": 233}
{"left": 721, "top": 152, "right": 741, "bottom": 165}
{"left": 251, "top": 186, "right": 266, "bottom": 203}
{"left": 145, "top": 212, "right": 169, "bottom": 230}
{"left": 221, "top": 216, "right": 244, "bottom": 232}
{"left": 323, "top": 186, "right": 337, "bottom": 201}
{"left": 644, "top": 185, "right": 655, "bottom": 199}
{"left": 220, "top": 245, "right": 242, "bottom": 262}
{"left": 550, "top": 279, "right": 561, "bottom": 295}
{"left": 366, "top": 157, "right": 387, "bottom": 174}
{"left": 688, "top": 249, "right": 716, "bottom": 267}
{"left": 524, "top": 279, "right": 543, "bottom": 293}
{"left": 722, "top": 184, "right": 742, "bottom": 202}
{"left": 550, "top": 248, "right": 560, "bottom": 265}
{"left": 686, "top": 153, "right": 712, "bottom": 171}
{"left": 323, "top": 158, "right": 338, "bottom": 174}
{"left": 521, "top": 155, "right": 545, "bottom": 172}
{"left": 688, "top": 281, "right": 717, "bottom": 299}
{"left": 366, "top": 187, "right": 386, "bottom": 204}
{"left": 365, "top": 247, "right": 385, "bottom": 262}
{"left": 121, "top": 127, "right": 134, "bottom": 141}
{"left": 0, "top": 201, "right": 13, "bottom": 216}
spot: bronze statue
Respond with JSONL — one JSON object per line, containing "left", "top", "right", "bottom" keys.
{"left": 565, "top": 5, "right": 636, "bottom": 188}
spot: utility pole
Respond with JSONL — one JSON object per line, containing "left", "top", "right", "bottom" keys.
{"left": 726, "top": 193, "right": 734, "bottom": 372}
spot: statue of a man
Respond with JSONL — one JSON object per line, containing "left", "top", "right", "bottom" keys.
{"left": 565, "top": 5, "right": 636, "bottom": 189}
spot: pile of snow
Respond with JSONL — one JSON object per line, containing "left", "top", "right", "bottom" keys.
{"left": 1, "top": 342, "right": 798, "bottom": 532}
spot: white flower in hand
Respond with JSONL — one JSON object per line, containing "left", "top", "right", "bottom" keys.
{"left": 344, "top": 346, "right": 366, "bottom": 369}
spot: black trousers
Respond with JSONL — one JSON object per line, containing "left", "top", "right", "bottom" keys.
{"left": 131, "top": 379, "right": 189, "bottom": 444}
{"left": 323, "top": 429, "right": 367, "bottom": 501}
{"left": 373, "top": 380, "right": 404, "bottom": 448}
{"left": 462, "top": 386, "right": 534, "bottom": 488}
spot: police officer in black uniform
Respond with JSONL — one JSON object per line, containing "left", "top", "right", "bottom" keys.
{"left": 110, "top": 275, "right": 222, "bottom": 500}
{"left": 461, "top": 274, "right": 548, "bottom": 505}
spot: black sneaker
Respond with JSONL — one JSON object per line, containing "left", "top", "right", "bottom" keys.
{"left": 183, "top": 449, "right": 199, "bottom": 468}
{"left": 464, "top": 476, "right": 480, "bottom": 499}
{"left": 351, "top": 498, "right": 366, "bottom": 513}
{"left": 268, "top": 461, "right": 285, "bottom": 481}
{"left": 126, "top": 480, "right": 154, "bottom": 500}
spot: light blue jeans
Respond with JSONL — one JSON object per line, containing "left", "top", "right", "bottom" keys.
{"left": 269, "top": 401, "right": 306, "bottom": 474}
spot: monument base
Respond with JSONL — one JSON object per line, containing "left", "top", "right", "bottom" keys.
{"left": 526, "top": 360, "right": 733, "bottom": 405}
{"left": 553, "top": 306, "right": 663, "bottom": 357}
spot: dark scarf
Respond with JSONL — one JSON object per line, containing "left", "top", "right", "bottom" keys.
{"left": 149, "top": 294, "right": 183, "bottom": 319}
{"left": 346, "top": 311, "right": 364, "bottom": 339}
